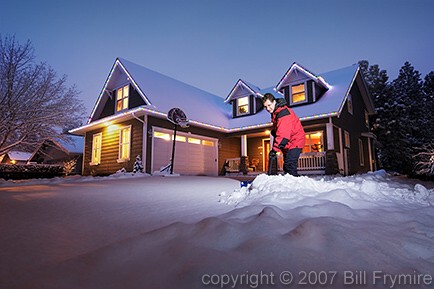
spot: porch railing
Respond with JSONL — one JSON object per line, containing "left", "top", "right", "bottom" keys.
{"left": 225, "top": 152, "right": 326, "bottom": 174}
{"left": 297, "top": 152, "right": 326, "bottom": 171}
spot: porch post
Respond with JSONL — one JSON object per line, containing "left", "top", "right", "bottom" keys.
{"left": 240, "top": 135, "right": 248, "bottom": 174}
{"left": 326, "top": 118, "right": 334, "bottom": 150}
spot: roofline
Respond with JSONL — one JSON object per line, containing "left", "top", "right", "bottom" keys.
{"left": 87, "top": 58, "right": 152, "bottom": 124}
{"left": 70, "top": 105, "right": 339, "bottom": 136}
{"left": 224, "top": 79, "right": 260, "bottom": 103}
{"left": 275, "top": 62, "right": 331, "bottom": 91}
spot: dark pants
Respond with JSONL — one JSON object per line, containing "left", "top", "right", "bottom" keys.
{"left": 283, "top": 148, "right": 302, "bottom": 176}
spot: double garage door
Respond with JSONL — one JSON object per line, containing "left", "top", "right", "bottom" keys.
{"left": 152, "top": 128, "right": 218, "bottom": 176}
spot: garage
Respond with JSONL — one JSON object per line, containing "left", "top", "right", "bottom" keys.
{"left": 151, "top": 127, "right": 218, "bottom": 176}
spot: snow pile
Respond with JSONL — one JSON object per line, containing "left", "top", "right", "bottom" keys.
{"left": 220, "top": 171, "right": 433, "bottom": 208}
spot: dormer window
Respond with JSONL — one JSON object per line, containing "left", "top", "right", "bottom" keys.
{"left": 116, "top": 85, "right": 129, "bottom": 112}
{"left": 291, "top": 83, "right": 306, "bottom": 104}
{"left": 237, "top": 97, "right": 249, "bottom": 115}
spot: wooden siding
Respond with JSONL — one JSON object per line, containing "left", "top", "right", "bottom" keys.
{"left": 332, "top": 74, "right": 372, "bottom": 174}
{"left": 83, "top": 118, "right": 144, "bottom": 176}
{"left": 219, "top": 137, "right": 241, "bottom": 174}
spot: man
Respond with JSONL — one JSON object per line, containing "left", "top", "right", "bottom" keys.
{"left": 262, "top": 93, "right": 305, "bottom": 176}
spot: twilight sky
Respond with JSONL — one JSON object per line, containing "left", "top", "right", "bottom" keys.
{"left": 1, "top": 0, "right": 433, "bottom": 119}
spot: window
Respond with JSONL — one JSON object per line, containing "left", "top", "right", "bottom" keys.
{"left": 91, "top": 133, "right": 102, "bottom": 165}
{"left": 347, "top": 94, "right": 353, "bottom": 115}
{"left": 237, "top": 97, "right": 249, "bottom": 115}
{"left": 202, "top": 140, "right": 214, "bottom": 146}
{"left": 188, "top": 137, "right": 201, "bottom": 145}
{"left": 344, "top": 131, "right": 350, "bottom": 148}
{"left": 118, "top": 126, "right": 131, "bottom": 161}
{"left": 359, "top": 139, "right": 365, "bottom": 166}
{"left": 116, "top": 85, "right": 129, "bottom": 112}
{"left": 303, "top": 132, "right": 324, "bottom": 153}
{"left": 154, "top": 131, "right": 170, "bottom": 141}
{"left": 365, "top": 110, "right": 369, "bottom": 128}
{"left": 291, "top": 83, "right": 306, "bottom": 103}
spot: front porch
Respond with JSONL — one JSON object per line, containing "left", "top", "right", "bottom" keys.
{"left": 224, "top": 151, "right": 327, "bottom": 175}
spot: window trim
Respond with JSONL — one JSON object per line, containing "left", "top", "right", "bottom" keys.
{"left": 115, "top": 84, "right": 130, "bottom": 112}
{"left": 359, "top": 139, "right": 365, "bottom": 166}
{"left": 289, "top": 81, "right": 308, "bottom": 105}
{"left": 117, "top": 125, "right": 131, "bottom": 163}
{"left": 90, "top": 132, "right": 102, "bottom": 165}
{"left": 344, "top": 131, "right": 350, "bottom": 148}
{"left": 236, "top": 96, "right": 250, "bottom": 116}
{"left": 303, "top": 131, "right": 324, "bottom": 153}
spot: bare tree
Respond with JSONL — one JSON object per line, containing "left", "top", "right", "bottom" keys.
{"left": 0, "top": 35, "right": 85, "bottom": 155}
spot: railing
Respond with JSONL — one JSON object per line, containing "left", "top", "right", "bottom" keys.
{"left": 224, "top": 158, "right": 240, "bottom": 172}
{"left": 298, "top": 152, "right": 326, "bottom": 171}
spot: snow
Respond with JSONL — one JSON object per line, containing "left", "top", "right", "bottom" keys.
{"left": 5, "top": 151, "right": 32, "bottom": 161}
{"left": 1, "top": 171, "right": 433, "bottom": 289}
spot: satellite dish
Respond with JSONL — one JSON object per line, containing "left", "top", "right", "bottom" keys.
{"left": 167, "top": 107, "right": 189, "bottom": 128}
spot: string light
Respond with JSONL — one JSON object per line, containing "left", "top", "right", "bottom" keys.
{"left": 276, "top": 63, "right": 331, "bottom": 91}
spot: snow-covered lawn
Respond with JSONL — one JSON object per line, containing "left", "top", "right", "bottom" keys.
{"left": 0, "top": 171, "right": 433, "bottom": 289}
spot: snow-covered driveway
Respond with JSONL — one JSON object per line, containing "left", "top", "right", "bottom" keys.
{"left": 1, "top": 172, "right": 433, "bottom": 289}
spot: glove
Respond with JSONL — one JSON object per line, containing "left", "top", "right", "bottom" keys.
{"left": 269, "top": 150, "right": 277, "bottom": 159}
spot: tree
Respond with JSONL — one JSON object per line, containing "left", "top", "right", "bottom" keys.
{"left": 0, "top": 35, "right": 85, "bottom": 155}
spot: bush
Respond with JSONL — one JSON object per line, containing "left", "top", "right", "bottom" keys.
{"left": 0, "top": 164, "right": 64, "bottom": 180}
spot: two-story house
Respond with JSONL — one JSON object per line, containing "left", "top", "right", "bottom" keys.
{"left": 70, "top": 58, "right": 376, "bottom": 176}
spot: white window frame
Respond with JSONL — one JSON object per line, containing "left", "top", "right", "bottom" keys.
{"left": 347, "top": 94, "right": 353, "bottom": 115}
{"left": 290, "top": 82, "right": 308, "bottom": 105}
{"left": 118, "top": 125, "right": 131, "bottom": 162}
{"left": 116, "top": 84, "right": 129, "bottom": 112}
{"left": 90, "top": 133, "right": 102, "bottom": 165}
{"left": 236, "top": 96, "right": 250, "bottom": 116}
{"left": 359, "top": 139, "right": 365, "bottom": 166}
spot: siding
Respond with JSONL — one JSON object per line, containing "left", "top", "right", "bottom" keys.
{"left": 83, "top": 118, "right": 144, "bottom": 175}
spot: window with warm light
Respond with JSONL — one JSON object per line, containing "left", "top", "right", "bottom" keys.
{"left": 154, "top": 131, "right": 171, "bottom": 141}
{"left": 202, "top": 140, "right": 214, "bottom": 146}
{"left": 188, "top": 137, "right": 201, "bottom": 144}
{"left": 344, "top": 131, "right": 350, "bottom": 148}
{"left": 237, "top": 97, "right": 249, "bottom": 115}
{"left": 303, "top": 132, "right": 324, "bottom": 153}
{"left": 118, "top": 126, "right": 131, "bottom": 161}
{"left": 91, "top": 133, "right": 102, "bottom": 165}
{"left": 291, "top": 83, "right": 306, "bottom": 103}
{"left": 116, "top": 85, "right": 129, "bottom": 112}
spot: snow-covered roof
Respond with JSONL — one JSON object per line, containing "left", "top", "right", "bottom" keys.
{"left": 77, "top": 59, "right": 361, "bottom": 134}
{"left": 7, "top": 151, "right": 32, "bottom": 161}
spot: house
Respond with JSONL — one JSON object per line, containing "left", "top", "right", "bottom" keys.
{"left": 70, "top": 58, "right": 376, "bottom": 176}
{"left": 0, "top": 151, "right": 32, "bottom": 164}
{"left": 28, "top": 135, "right": 84, "bottom": 175}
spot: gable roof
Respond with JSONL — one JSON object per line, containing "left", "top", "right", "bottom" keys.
{"left": 89, "top": 58, "right": 231, "bottom": 129}
{"left": 225, "top": 79, "right": 262, "bottom": 103}
{"left": 5, "top": 151, "right": 32, "bottom": 161}
{"left": 275, "top": 62, "right": 331, "bottom": 91}
{"left": 72, "top": 59, "right": 370, "bottom": 134}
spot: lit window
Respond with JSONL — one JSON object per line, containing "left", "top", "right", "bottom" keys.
{"left": 291, "top": 83, "right": 306, "bottom": 103}
{"left": 174, "top": 135, "right": 186, "bottom": 142}
{"left": 347, "top": 94, "right": 353, "bottom": 115}
{"left": 237, "top": 97, "right": 249, "bottom": 115}
{"left": 344, "top": 131, "right": 350, "bottom": 148}
{"left": 119, "top": 126, "right": 131, "bottom": 161}
{"left": 359, "top": 139, "right": 364, "bottom": 166}
{"left": 91, "top": 133, "right": 102, "bottom": 165}
{"left": 116, "top": 85, "right": 129, "bottom": 112}
{"left": 202, "top": 140, "right": 214, "bottom": 146}
{"left": 188, "top": 137, "right": 201, "bottom": 144}
{"left": 154, "top": 131, "right": 171, "bottom": 141}
{"left": 303, "top": 132, "right": 323, "bottom": 153}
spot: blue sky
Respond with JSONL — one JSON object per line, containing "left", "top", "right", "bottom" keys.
{"left": 1, "top": 0, "right": 433, "bottom": 117}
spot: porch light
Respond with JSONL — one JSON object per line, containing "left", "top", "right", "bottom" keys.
{"left": 265, "top": 130, "right": 271, "bottom": 135}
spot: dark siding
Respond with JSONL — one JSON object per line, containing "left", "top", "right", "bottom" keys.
{"left": 83, "top": 118, "right": 144, "bottom": 176}
{"left": 99, "top": 97, "right": 115, "bottom": 119}
{"left": 219, "top": 137, "right": 241, "bottom": 174}
{"left": 333, "top": 76, "right": 372, "bottom": 174}
{"left": 307, "top": 80, "right": 314, "bottom": 103}
{"left": 129, "top": 87, "right": 146, "bottom": 108}
{"left": 249, "top": 95, "right": 255, "bottom": 114}
{"left": 96, "top": 85, "right": 145, "bottom": 120}
{"left": 255, "top": 97, "right": 264, "bottom": 113}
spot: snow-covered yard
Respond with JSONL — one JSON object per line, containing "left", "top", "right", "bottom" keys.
{"left": 0, "top": 172, "right": 433, "bottom": 289}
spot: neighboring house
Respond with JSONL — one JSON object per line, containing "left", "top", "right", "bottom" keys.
{"left": 0, "top": 151, "right": 32, "bottom": 164}
{"left": 28, "top": 136, "right": 84, "bottom": 174}
{"left": 70, "top": 58, "right": 376, "bottom": 176}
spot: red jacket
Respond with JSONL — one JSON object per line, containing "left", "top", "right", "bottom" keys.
{"left": 271, "top": 99, "right": 305, "bottom": 152}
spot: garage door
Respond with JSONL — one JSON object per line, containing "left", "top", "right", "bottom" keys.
{"left": 152, "top": 128, "right": 218, "bottom": 176}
